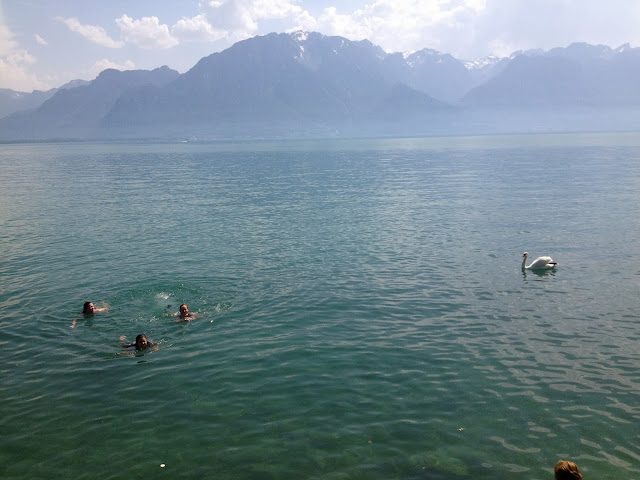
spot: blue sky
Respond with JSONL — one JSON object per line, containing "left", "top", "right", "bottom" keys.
{"left": 1, "top": 0, "right": 639, "bottom": 91}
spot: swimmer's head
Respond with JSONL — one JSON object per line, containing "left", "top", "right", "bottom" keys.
{"left": 554, "top": 461, "right": 582, "bottom": 480}
{"left": 135, "top": 334, "right": 149, "bottom": 350}
{"left": 179, "top": 304, "right": 189, "bottom": 317}
{"left": 83, "top": 302, "right": 94, "bottom": 314}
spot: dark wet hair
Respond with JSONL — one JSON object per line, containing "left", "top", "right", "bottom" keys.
{"left": 133, "top": 334, "right": 149, "bottom": 350}
{"left": 82, "top": 302, "right": 92, "bottom": 314}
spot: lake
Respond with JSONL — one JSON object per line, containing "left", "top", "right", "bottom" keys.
{"left": 1, "top": 133, "right": 639, "bottom": 479}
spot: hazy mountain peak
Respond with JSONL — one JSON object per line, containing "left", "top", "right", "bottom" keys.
{"left": 60, "top": 79, "right": 90, "bottom": 90}
{"left": 95, "top": 65, "right": 177, "bottom": 81}
{"left": 0, "top": 89, "right": 24, "bottom": 98}
{"left": 615, "top": 43, "right": 632, "bottom": 53}
{"left": 463, "top": 55, "right": 504, "bottom": 70}
{"left": 511, "top": 48, "right": 545, "bottom": 58}
{"left": 291, "top": 30, "right": 309, "bottom": 42}
{"left": 405, "top": 49, "right": 449, "bottom": 67}
{"left": 546, "top": 42, "right": 613, "bottom": 62}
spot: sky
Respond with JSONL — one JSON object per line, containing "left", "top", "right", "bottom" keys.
{"left": 1, "top": 0, "right": 639, "bottom": 92}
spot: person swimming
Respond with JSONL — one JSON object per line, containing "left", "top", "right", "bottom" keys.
{"left": 71, "top": 301, "right": 109, "bottom": 328}
{"left": 174, "top": 303, "right": 196, "bottom": 322}
{"left": 82, "top": 301, "right": 108, "bottom": 315}
{"left": 122, "top": 334, "right": 156, "bottom": 351}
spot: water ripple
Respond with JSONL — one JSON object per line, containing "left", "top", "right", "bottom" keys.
{"left": 1, "top": 137, "right": 640, "bottom": 479}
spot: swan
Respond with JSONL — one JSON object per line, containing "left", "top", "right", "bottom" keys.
{"left": 522, "top": 252, "right": 558, "bottom": 270}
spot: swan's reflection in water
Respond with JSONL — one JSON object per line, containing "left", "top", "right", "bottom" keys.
{"left": 522, "top": 267, "right": 557, "bottom": 281}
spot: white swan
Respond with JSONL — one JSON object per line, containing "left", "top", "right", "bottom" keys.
{"left": 522, "top": 252, "right": 558, "bottom": 270}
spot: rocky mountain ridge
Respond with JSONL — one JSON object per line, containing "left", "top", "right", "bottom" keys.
{"left": 1, "top": 32, "right": 638, "bottom": 140}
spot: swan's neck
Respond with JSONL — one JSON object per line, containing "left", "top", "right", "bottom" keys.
{"left": 522, "top": 256, "right": 528, "bottom": 269}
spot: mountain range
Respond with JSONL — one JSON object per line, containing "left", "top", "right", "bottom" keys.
{"left": 1, "top": 31, "right": 639, "bottom": 141}
{"left": 0, "top": 79, "right": 89, "bottom": 120}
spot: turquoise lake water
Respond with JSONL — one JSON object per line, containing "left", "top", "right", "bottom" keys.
{"left": 1, "top": 133, "right": 639, "bottom": 479}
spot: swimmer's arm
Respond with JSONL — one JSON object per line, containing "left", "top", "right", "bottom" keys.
{"left": 70, "top": 318, "right": 77, "bottom": 328}
{"left": 93, "top": 306, "right": 109, "bottom": 313}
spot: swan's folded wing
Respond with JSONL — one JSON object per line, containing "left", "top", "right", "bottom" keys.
{"left": 530, "top": 256, "right": 553, "bottom": 268}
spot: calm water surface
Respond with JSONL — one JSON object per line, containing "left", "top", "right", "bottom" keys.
{"left": 1, "top": 133, "right": 639, "bottom": 479}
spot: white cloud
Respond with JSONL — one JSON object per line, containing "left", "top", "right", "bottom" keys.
{"left": 251, "top": 0, "right": 307, "bottom": 19}
{"left": 0, "top": 8, "right": 48, "bottom": 90}
{"left": 171, "top": 14, "right": 226, "bottom": 42}
{"left": 314, "top": 0, "right": 640, "bottom": 59}
{"left": 59, "top": 14, "right": 180, "bottom": 50}
{"left": 467, "top": 0, "right": 640, "bottom": 57}
{"left": 6, "top": 49, "right": 36, "bottom": 66}
{"left": 115, "top": 14, "right": 179, "bottom": 49}
{"left": 198, "top": 0, "right": 258, "bottom": 38}
{"left": 34, "top": 33, "right": 48, "bottom": 46}
{"left": 89, "top": 58, "right": 136, "bottom": 78}
{"left": 313, "top": 0, "right": 490, "bottom": 55}
{"left": 0, "top": 7, "right": 17, "bottom": 57}
{"left": 196, "top": 0, "right": 315, "bottom": 40}
{"left": 59, "top": 17, "right": 124, "bottom": 48}
{"left": 181, "top": 0, "right": 639, "bottom": 59}
{"left": 315, "top": 6, "right": 371, "bottom": 42}
{"left": 0, "top": 49, "right": 50, "bottom": 91}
